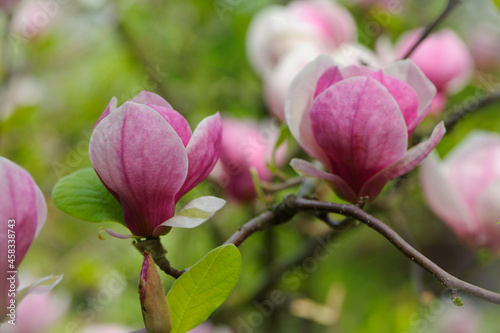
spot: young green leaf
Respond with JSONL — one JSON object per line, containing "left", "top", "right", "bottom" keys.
{"left": 167, "top": 244, "right": 241, "bottom": 333}
{"left": 52, "top": 168, "right": 125, "bottom": 225}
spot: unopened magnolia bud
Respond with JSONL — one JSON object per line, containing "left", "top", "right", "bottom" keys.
{"left": 139, "top": 252, "right": 172, "bottom": 333}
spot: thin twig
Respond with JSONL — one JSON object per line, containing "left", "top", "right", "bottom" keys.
{"left": 444, "top": 91, "right": 500, "bottom": 131}
{"left": 134, "top": 238, "right": 185, "bottom": 279}
{"left": 262, "top": 177, "right": 304, "bottom": 194}
{"left": 403, "top": 0, "right": 462, "bottom": 59}
{"left": 293, "top": 197, "right": 500, "bottom": 305}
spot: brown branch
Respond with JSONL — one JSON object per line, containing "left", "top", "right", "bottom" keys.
{"left": 444, "top": 91, "right": 500, "bottom": 131}
{"left": 293, "top": 197, "right": 500, "bottom": 305}
{"left": 133, "top": 238, "right": 184, "bottom": 279}
{"left": 403, "top": 0, "right": 462, "bottom": 59}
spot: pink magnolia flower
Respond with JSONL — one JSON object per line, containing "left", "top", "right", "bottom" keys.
{"left": 0, "top": 292, "right": 69, "bottom": 333}
{"left": 246, "top": 0, "right": 356, "bottom": 77}
{"left": 89, "top": 91, "right": 225, "bottom": 237}
{"left": 212, "top": 118, "right": 286, "bottom": 202}
{"left": 0, "top": 157, "right": 46, "bottom": 320}
{"left": 420, "top": 132, "right": 500, "bottom": 253}
{"left": 395, "top": 29, "right": 474, "bottom": 114}
{"left": 286, "top": 55, "right": 445, "bottom": 203}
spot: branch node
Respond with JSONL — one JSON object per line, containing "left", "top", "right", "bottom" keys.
{"left": 271, "top": 194, "right": 298, "bottom": 225}
{"left": 133, "top": 238, "right": 184, "bottom": 279}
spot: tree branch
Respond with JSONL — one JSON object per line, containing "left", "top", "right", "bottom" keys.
{"left": 444, "top": 91, "right": 500, "bottom": 131}
{"left": 134, "top": 238, "right": 184, "bottom": 279}
{"left": 293, "top": 197, "right": 500, "bottom": 305}
{"left": 403, "top": 0, "right": 462, "bottom": 59}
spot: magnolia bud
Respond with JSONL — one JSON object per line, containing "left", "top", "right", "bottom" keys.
{"left": 139, "top": 252, "right": 172, "bottom": 333}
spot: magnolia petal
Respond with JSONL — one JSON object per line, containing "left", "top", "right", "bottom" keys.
{"left": 419, "top": 152, "right": 475, "bottom": 239}
{"left": 290, "top": 158, "right": 357, "bottom": 203}
{"left": 369, "top": 70, "right": 419, "bottom": 131}
{"left": 476, "top": 180, "right": 500, "bottom": 252}
{"left": 285, "top": 55, "right": 341, "bottom": 164}
{"left": 383, "top": 60, "right": 436, "bottom": 134}
{"left": 0, "top": 157, "right": 43, "bottom": 266}
{"left": 148, "top": 105, "right": 192, "bottom": 147}
{"left": 90, "top": 101, "right": 188, "bottom": 236}
{"left": 16, "top": 274, "right": 64, "bottom": 302}
{"left": 153, "top": 196, "right": 226, "bottom": 235}
{"left": 98, "top": 227, "right": 135, "bottom": 240}
{"left": 361, "top": 121, "right": 446, "bottom": 201}
{"left": 339, "top": 64, "right": 375, "bottom": 78}
{"left": 132, "top": 90, "right": 172, "bottom": 108}
{"left": 310, "top": 77, "right": 408, "bottom": 194}
{"left": 175, "top": 113, "right": 222, "bottom": 201}
{"left": 94, "top": 97, "right": 117, "bottom": 128}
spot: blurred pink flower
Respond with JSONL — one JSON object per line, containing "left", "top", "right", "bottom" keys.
{"left": 286, "top": 55, "right": 445, "bottom": 203}
{"left": 439, "top": 302, "right": 479, "bottom": 333}
{"left": 0, "top": 0, "right": 17, "bottom": 12}
{"left": 211, "top": 118, "right": 286, "bottom": 202}
{"left": 246, "top": 0, "right": 356, "bottom": 77}
{"left": 466, "top": 23, "right": 500, "bottom": 71}
{"left": 0, "top": 157, "right": 47, "bottom": 319}
{"left": 1, "top": 292, "right": 69, "bottom": 333}
{"left": 11, "top": 0, "right": 56, "bottom": 40}
{"left": 395, "top": 28, "right": 474, "bottom": 114}
{"left": 420, "top": 131, "right": 500, "bottom": 253}
{"left": 90, "top": 91, "right": 224, "bottom": 237}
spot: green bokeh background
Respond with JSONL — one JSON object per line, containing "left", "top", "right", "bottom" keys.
{"left": 1, "top": 0, "right": 500, "bottom": 332}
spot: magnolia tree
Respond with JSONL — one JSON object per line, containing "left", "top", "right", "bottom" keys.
{"left": 2, "top": 0, "right": 500, "bottom": 332}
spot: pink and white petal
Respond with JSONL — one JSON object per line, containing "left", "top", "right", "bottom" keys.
{"left": 285, "top": 55, "right": 340, "bottom": 162}
{"left": 94, "top": 97, "right": 117, "bottom": 129}
{"left": 132, "top": 90, "right": 172, "bottom": 108}
{"left": 90, "top": 101, "right": 188, "bottom": 236}
{"left": 148, "top": 105, "right": 192, "bottom": 147}
{"left": 383, "top": 60, "right": 436, "bottom": 134}
{"left": 290, "top": 158, "right": 357, "bottom": 203}
{"left": 310, "top": 77, "right": 408, "bottom": 194}
{"left": 175, "top": 113, "right": 222, "bottom": 201}
{"left": 153, "top": 196, "right": 226, "bottom": 235}
{"left": 98, "top": 227, "right": 136, "bottom": 240}
{"left": 369, "top": 70, "right": 419, "bottom": 130}
{"left": 34, "top": 183, "right": 47, "bottom": 238}
{"left": 476, "top": 179, "right": 500, "bottom": 252}
{"left": 360, "top": 122, "right": 446, "bottom": 201}
{"left": 419, "top": 151, "right": 476, "bottom": 239}
{"left": 339, "top": 64, "right": 375, "bottom": 78}
{"left": 264, "top": 45, "right": 322, "bottom": 121}
{"left": 17, "top": 274, "right": 63, "bottom": 298}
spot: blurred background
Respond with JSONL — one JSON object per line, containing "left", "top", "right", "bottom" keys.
{"left": 1, "top": 0, "right": 500, "bottom": 332}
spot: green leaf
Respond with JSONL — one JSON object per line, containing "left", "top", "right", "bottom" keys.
{"left": 167, "top": 244, "right": 241, "bottom": 333}
{"left": 52, "top": 168, "right": 125, "bottom": 225}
